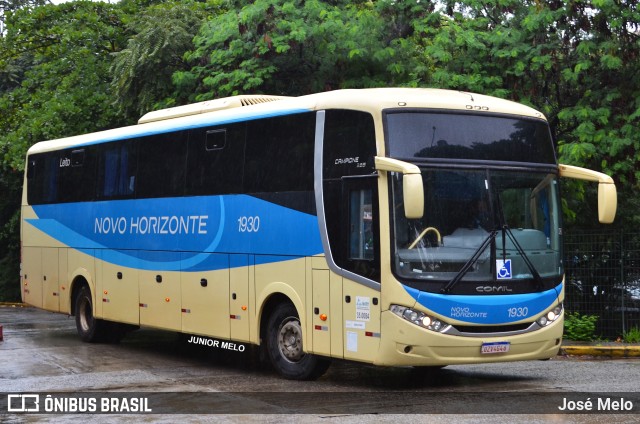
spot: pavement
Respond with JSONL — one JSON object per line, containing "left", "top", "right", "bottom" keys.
{"left": 2, "top": 302, "right": 640, "bottom": 358}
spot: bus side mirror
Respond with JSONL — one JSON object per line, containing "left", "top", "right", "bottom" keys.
{"left": 402, "top": 173, "right": 424, "bottom": 219}
{"left": 375, "top": 157, "right": 424, "bottom": 219}
{"left": 597, "top": 182, "right": 616, "bottom": 224}
{"left": 559, "top": 164, "right": 617, "bottom": 224}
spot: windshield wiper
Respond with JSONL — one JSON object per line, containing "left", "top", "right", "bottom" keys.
{"left": 441, "top": 230, "right": 497, "bottom": 294}
{"left": 493, "top": 184, "right": 543, "bottom": 290}
{"left": 501, "top": 224, "right": 544, "bottom": 290}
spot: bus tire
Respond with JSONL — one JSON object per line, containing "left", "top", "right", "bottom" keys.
{"left": 266, "top": 302, "right": 330, "bottom": 380}
{"left": 74, "top": 285, "right": 108, "bottom": 343}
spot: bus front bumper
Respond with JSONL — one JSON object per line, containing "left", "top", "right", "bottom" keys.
{"left": 373, "top": 310, "right": 564, "bottom": 367}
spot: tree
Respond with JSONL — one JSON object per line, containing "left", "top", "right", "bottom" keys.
{"left": 2, "top": 0, "right": 640, "bottom": 302}
{"left": 0, "top": 153, "right": 20, "bottom": 302}
{"left": 175, "top": 0, "right": 435, "bottom": 100}
{"left": 551, "top": 1, "right": 640, "bottom": 228}
{"left": 414, "top": 1, "right": 640, "bottom": 229}
{"left": 0, "top": 0, "right": 133, "bottom": 300}
{"left": 110, "top": 0, "right": 211, "bottom": 119}
{"left": 0, "top": 0, "right": 49, "bottom": 35}
{"left": 0, "top": 1, "right": 131, "bottom": 169}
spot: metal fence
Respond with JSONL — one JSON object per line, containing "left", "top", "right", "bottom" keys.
{"left": 564, "top": 230, "right": 640, "bottom": 339}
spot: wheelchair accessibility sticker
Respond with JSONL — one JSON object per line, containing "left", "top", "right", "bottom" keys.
{"left": 496, "top": 259, "right": 512, "bottom": 280}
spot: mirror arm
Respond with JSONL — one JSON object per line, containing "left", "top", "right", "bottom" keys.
{"left": 374, "top": 157, "right": 421, "bottom": 175}
{"left": 558, "top": 164, "right": 614, "bottom": 184}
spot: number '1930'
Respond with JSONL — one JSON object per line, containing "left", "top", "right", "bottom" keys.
{"left": 238, "top": 216, "right": 260, "bottom": 232}
{"left": 507, "top": 307, "right": 528, "bottom": 318}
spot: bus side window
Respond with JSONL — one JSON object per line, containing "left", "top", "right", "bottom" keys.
{"left": 244, "top": 113, "right": 315, "bottom": 193}
{"left": 349, "top": 189, "right": 374, "bottom": 261}
{"left": 185, "top": 124, "right": 245, "bottom": 196}
{"left": 98, "top": 141, "right": 137, "bottom": 199}
{"left": 42, "top": 155, "right": 59, "bottom": 203}
{"left": 26, "top": 158, "right": 39, "bottom": 205}
{"left": 26, "top": 159, "right": 36, "bottom": 180}
{"left": 26, "top": 156, "right": 52, "bottom": 205}
{"left": 57, "top": 148, "right": 96, "bottom": 203}
{"left": 342, "top": 180, "right": 379, "bottom": 281}
{"left": 137, "top": 131, "right": 187, "bottom": 198}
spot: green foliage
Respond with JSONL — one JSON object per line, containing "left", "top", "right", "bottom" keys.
{"left": 564, "top": 312, "right": 599, "bottom": 341}
{"left": 2, "top": 0, "right": 640, "bottom": 302}
{"left": 623, "top": 327, "right": 640, "bottom": 344}
{"left": 110, "top": 0, "right": 211, "bottom": 118}
{"left": 412, "top": 1, "right": 640, "bottom": 230}
{"left": 0, "top": 250, "right": 20, "bottom": 302}
{"left": 177, "top": 0, "right": 432, "bottom": 100}
{"left": 0, "top": 1, "right": 130, "bottom": 169}
{"left": 0, "top": 157, "right": 21, "bottom": 302}
{"left": 0, "top": 1, "right": 133, "bottom": 300}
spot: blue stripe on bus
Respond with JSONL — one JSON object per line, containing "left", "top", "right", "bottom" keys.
{"left": 27, "top": 194, "right": 322, "bottom": 271}
{"left": 71, "top": 108, "right": 312, "bottom": 148}
{"left": 402, "top": 283, "right": 562, "bottom": 325}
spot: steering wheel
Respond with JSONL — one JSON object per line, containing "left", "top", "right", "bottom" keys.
{"left": 409, "top": 227, "right": 441, "bottom": 249}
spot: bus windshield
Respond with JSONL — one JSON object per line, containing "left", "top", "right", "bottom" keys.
{"left": 391, "top": 168, "right": 562, "bottom": 289}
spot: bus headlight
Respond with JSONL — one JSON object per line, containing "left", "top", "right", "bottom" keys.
{"left": 536, "top": 304, "right": 563, "bottom": 327}
{"left": 390, "top": 304, "right": 449, "bottom": 333}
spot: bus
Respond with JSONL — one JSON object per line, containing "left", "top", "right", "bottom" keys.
{"left": 20, "top": 88, "right": 617, "bottom": 380}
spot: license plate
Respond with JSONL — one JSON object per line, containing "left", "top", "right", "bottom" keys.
{"left": 481, "top": 342, "right": 510, "bottom": 354}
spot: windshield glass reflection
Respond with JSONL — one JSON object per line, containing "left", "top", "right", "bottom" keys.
{"left": 391, "top": 169, "right": 562, "bottom": 287}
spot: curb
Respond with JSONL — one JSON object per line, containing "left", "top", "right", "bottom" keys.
{"left": 0, "top": 302, "right": 28, "bottom": 307}
{"left": 560, "top": 345, "right": 640, "bottom": 358}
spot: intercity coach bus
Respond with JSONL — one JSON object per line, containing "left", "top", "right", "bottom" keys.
{"left": 20, "top": 88, "right": 616, "bottom": 379}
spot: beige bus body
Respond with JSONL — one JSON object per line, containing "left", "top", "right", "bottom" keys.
{"left": 21, "top": 88, "right": 616, "bottom": 378}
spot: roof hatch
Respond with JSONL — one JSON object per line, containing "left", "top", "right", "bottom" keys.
{"left": 137, "top": 95, "right": 289, "bottom": 124}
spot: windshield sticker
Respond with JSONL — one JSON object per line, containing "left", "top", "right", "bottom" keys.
{"left": 496, "top": 259, "right": 512, "bottom": 279}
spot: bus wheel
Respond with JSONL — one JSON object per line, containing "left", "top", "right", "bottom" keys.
{"left": 266, "top": 302, "right": 330, "bottom": 380}
{"left": 75, "top": 285, "right": 107, "bottom": 343}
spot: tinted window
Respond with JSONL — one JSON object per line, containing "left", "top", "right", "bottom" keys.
{"left": 27, "top": 148, "right": 97, "bottom": 204}
{"left": 27, "top": 153, "right": 59, "bottom": 204}
{"left": 186, "top": 124, "right": 245, "bottom": 196}
{"left": 27, "top": 112, "right": 318, "bottom": 204}
{"left": 58, "top": 148, "right": 96, "bottom": 202}
{"left": 322, "top": 110, "right": 379, "bottom": 282}
{"left": 385, "top": 111, "right": 556, "bottom": 164}
{"left": 244, "top": 113, "right": 315, "bottom": 193}
{"left": 323, "top": 110, "right": 376, "bottom": 180}
{"left": 98, "top": 140, "right": 137, "bottom": 199}
{"left": 137, "top": 131, "right": 187, "bottom": 198}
